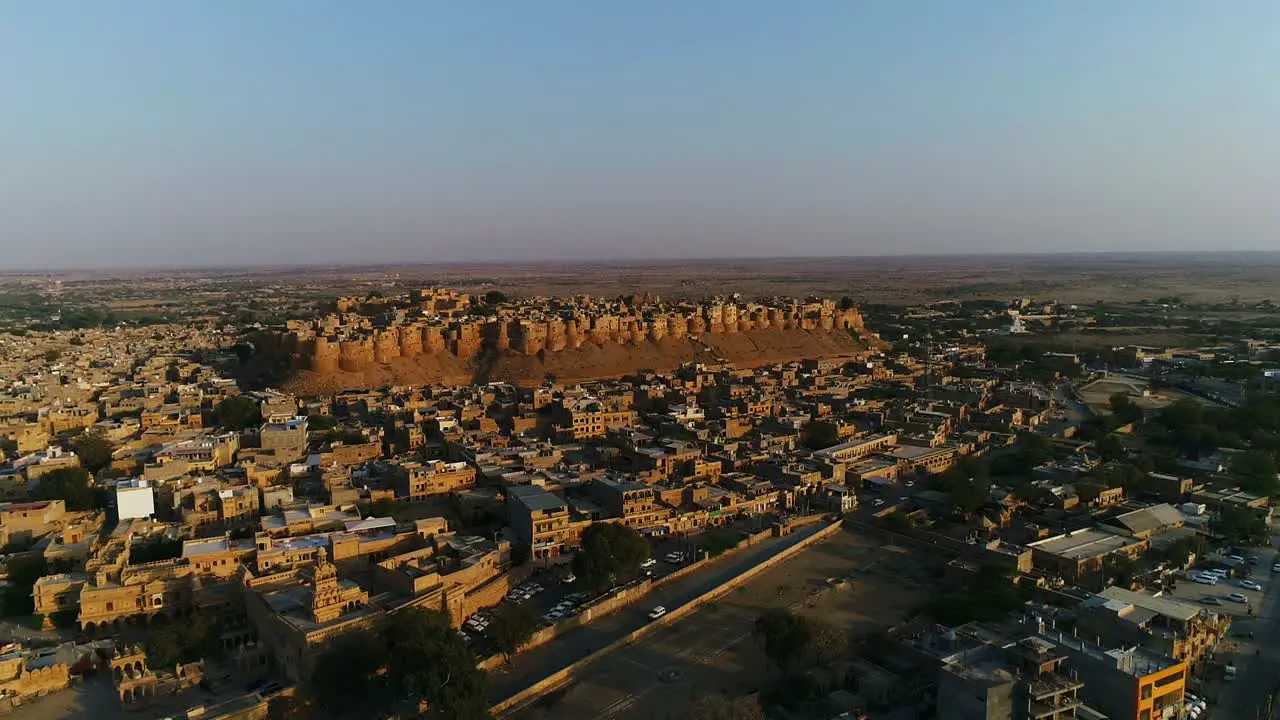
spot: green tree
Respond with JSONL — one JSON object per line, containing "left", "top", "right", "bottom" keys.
{"left": 1162, "top": 535, "right": 1206, "bottom": 568}
{"left": 42, "top": 348, "right": 61, "bottom": 362}
{"left": 487, "top": 602, "right": 539, "bottom": 663}
{"left": 1231, "top": 450, "right": 1279, "bottom": 497}
{"left": 1094, "top": 434, "right": 1126, "bottom": 462}
{"left": 1108, "top": 393, "right": 1143, "bottom": 425}
{"left": 482, "top": 290, "right": 507, "bottom": 305}
{"left": 325, "top": 429, "right": 368, "bottom": 445}
{"left": 799, "top": 420, "right": 839, "bottom": 450}
{"left": 386, "top": 608, "right": 490, "bottom": 720}
{"left": 698, "top": 527, "right": 742, "bottom": 557}
{"left": 215, "top": 396, "right": 262, "bottom": 431}
{"left": 752, "top": 607, "right": 812, "bottom": 672}
{"left": 1094, "top": 462, "right": 1145, "bottom": 490}
{"left": 943, "top": 474, "right": 991, "bottom": 515}
{"left": 877, "top": 510, "right": 913, "bottom": 533}
{"left": 308, "top": 633, "right": 387, "bottom": 711}
{"left": 572, "top": 522, "right": 650, "bottom": 593}
{"left": 927, "top": 565, "right": 1029, "bottom": 626}
{"left": 306, "top": 415, "right": 337, "bottom": 432}
{"left": 144, "top": 614, "right": 215, "bottom": 671}
{"left": 71, "top": 430, "right": 115, "bottom": 475}
{"left": 128, "top": 538, "right": 184, "bottom": 564}
{"left": 1212, "top": 505, "right": 1268, "bottom": 545}
{"left": 1074, "top": 482, "right": 1104, "bottom": 505}
{"left": 2, "top": 555, "right": 47, "bottom": 617}
{"left": 33, "top": 466, "right": 100, "bottom": 510}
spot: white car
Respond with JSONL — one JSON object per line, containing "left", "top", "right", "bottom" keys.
{"left": 1191, "top": 574, "right": 1218, "bottom": 585}
{"left": 1272, "top": 562, "right": 1280, "bottom": 573}
{"left": 1227, "top": 592, "right": 1249, "bottom": 604}
{"left": 641, "top": 558, "right": 657, "bottom": 569}
{"left": 648, "top": 606, "right": 667, "bottom": 620}
{"left": 1238, "top": 579, "right": 1263, "bottom": 591}
{"left": 562, "top": 573, "right": 577, "bottom": 584}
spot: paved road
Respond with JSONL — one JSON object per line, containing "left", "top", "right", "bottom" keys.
{"left": 486, "top": 521, "right": 832, "bottom": 706}
{"left": 511, "top": 528, "right": 899, "bottom": 720}
{"left": 1214, "top": 541, "right": 1280, "bottom": 720}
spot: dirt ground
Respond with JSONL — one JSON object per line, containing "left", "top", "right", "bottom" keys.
{"left": 1078, "top": 376, "right": 1222, "bottom": 413}
{"left": 510, "top": 529, "right": 940, "bottom": 720}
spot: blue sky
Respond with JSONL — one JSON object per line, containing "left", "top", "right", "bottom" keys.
{"left": 2, "top": 1, "right": 1279, "bottom": 269}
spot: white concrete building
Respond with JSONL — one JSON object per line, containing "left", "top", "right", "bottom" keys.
{"left": 115, "top": 478, "right": 155, "bottom": 520}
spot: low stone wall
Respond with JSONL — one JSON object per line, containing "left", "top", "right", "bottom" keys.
{"left": 476, "top": 579, "right": 654, "bottom": 671}
{"left": 489, "top": 520, "right": 844, "bottom": 717}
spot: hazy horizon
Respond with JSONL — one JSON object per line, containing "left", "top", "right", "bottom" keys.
{"left": 4, "top": 2, "right": 1280, "bottom": 269}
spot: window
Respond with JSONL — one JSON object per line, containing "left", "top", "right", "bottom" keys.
{"left": 1140, "top": 684, "right": 1152, "bottom": 700}
{"left": 106, "top": 602, "right": 114, "bottom": 611}
{"left": 1154, "top": 671, "right": 1184, "bottom": 688}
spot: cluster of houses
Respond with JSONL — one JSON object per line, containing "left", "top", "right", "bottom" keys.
{"left": 0, "top": 293, "right": 1270, "bottom": 720}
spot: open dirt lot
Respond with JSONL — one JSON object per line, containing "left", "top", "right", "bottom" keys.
{"left": 509, "top": 529, "right": 941, "bottom": 720}
{"left": 1078, "top": 375, "right": 1222, "bottom": 413}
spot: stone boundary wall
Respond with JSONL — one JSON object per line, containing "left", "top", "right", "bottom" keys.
{"left": 487, "top": 520, "right": 845, "bottom": 717}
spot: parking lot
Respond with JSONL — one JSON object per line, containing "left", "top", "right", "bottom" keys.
{"left": 1165, "top": 554, "right": 1273, "bottom": 618}
{"left": 463, "top": 516, "right": 793, "bottom": 656}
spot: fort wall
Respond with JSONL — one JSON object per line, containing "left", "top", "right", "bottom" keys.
{"left": 259, "top": 296, "right": 866, "bottom": 379}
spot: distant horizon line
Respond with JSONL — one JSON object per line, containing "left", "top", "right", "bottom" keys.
{"left": 6, "top": 248, "right": 1280, "bottom": 276}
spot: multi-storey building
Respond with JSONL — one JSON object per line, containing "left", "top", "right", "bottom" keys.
{"left": 507, "top": 484, "right": 572, "bottom": 560}
{"left": 553, "top": 399, "right": 636, "bottom": 441}
{"left": 588, "top": 477, "right": 669, "bottom": 530}
{"left": 258, "top": 416, "right": 308, "bottom": 462}
{"left": 395, "top": 460, "right": 477, "bottom": 502}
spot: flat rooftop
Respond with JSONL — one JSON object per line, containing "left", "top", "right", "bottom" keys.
{"left": 1095, "top": 586, "right": 1202, "bottom": 623}
{"left": 889, "top": 445, "right": 950, "bottom": 460}
{"left": 507, "top": 484, "right": 566, "bottom": 512}
{"left": 1029, "top": 529, "right": 1140, "bottom": 560}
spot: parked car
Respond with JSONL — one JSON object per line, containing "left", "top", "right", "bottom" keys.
{"left": 1227, "top": 592, "right": 1249, "bottom": 604}
{"left": 1238, "top": 579, "right": 1263, "bottom": 591}
{"left": 648, "top": 606, "right": 667, "bottom": 620}
{"left": 1200, "top": 596, "right": 1223, "bottom": 606}
{"left": 1191, "top": 574, "right": 1218, "bottom": 585}
{"left": 562, "top": 573, "right": 577, "bottom": 584}
{"left": 641, "top": 558, "right": 657, "bottom": 569}
{"left": 664, "top": 552, "right": 684, "bottom": 563}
